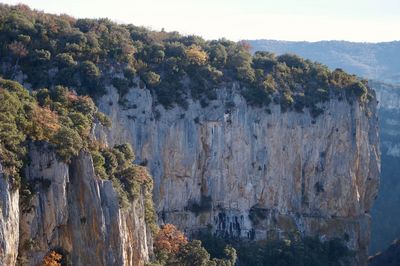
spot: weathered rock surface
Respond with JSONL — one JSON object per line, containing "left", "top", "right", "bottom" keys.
{"left": 0, "top": 163, "right": 19, "bottom": 266}
{"left": 17, "top": 143, "right": 151, "bottom": 265}
{"left": 98, "top": 84, "right": 380, "bottom": 265}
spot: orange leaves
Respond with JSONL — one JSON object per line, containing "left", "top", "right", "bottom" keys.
{"left": 154, "top": 224, "right": 188, "bottom": 254}
{"left": 8, "top": 41, "right": 28, "bottom": 58}
{"left": 29, "top": 106, "right": 60, "bottom": 141}
{"left": 40, "top": 251, "right": 62, "bottom": 266}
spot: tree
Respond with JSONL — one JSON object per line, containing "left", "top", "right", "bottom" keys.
{"left": 55, "top": 53, "right": 77, "bottom": 68}
{"left": 253, "top": 51, "right": 277, "bottom": 70}
{"left": 185, "top": 45, "right": 208, "bottom": 65}
{"left": 172, "top": 240, "right": 211, "bottom": 266}
{"left": 51, "top": 126, "right": 83, "bottom": 161}
{"left": 154, "top": 224, "right": 188, "bottom": 254}
{"left": 277, "top": 53, "right": 308, "bottom": 69}
{"left": 41, "top": 251, "right": 62, "bottom": 266}
{"left": 8, "top": 41, "right": 28, "bottom": 59}
{"left": 28, "top": 106, "right": 60, "bottom": 141}
{"left": 79, "top": 60, "right": 101, "bottom": 94}
{"left": 68, "top": 111, "right": 91, "bottom": 136}
{"left": 8, "top": 41, "right": 28, "bottom": 76}
{"left": 209, "top": 43, "right": 227, "bottom": 68}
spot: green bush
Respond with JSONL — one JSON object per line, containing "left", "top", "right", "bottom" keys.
{"left": 51, "top": 126, "right": 83, "bottom": 162}
{"left": 143, "top": 71, "right": 161, "bottom": 87}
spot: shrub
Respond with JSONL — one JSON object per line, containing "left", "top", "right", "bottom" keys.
{"left": 143, "top": 71, "right": 161, "bottom": 88}
{"left": 94, "top": 111, "right": 111, "bottom": 127}
{"left": 55, "top": 53, "right": 77, "bottom": 68}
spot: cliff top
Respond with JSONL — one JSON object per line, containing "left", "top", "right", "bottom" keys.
{"left": 0, "top": 4, "right": 374, "bottom": 116}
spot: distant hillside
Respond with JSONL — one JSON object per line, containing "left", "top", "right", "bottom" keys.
{"left": 248, "top": 40, "right": 400, "bottom": 84}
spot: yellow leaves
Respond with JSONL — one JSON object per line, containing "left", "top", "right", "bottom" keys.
{"left": 185, "top": 45, "right": 208, "bottom": 65}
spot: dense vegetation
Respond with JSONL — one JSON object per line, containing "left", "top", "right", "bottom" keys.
{"left": 0, "top": 78, "right": 109, "bottom": 188}
{"left": 196, "top": 232, "right": 354, "bottom": 266}
{"left": 150, "top": 224, "right": 237, "bottom": 266}
{"left": 0, "top": 4, "right": 371, "bottom": 117}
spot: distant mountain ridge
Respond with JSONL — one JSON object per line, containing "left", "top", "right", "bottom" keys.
{"left": 248, "top": 40, "right": 400, "bottom": 84}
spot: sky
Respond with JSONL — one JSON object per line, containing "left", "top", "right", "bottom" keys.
{"left": 2, "top": 0, "right": 399, "bottom": 42}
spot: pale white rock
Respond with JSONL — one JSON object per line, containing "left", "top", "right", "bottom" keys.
{"left": 97, "top": 83, "right": 380, "bottom": 265}
{"left": 18, "top": 143, "right": 151, "bottom": 266}
{"left": 0, "top": 164, "right": 19, "bottom": 266}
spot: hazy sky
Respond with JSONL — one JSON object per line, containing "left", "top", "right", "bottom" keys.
{"left": 2, "top": 0, "right": 399, "bottom": 42}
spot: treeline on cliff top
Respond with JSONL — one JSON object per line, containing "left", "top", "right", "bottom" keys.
{"left": 0, "top": 4, "right": 371, "bottom": 116}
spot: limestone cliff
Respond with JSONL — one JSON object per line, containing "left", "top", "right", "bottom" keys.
{"left": 0, "top": 142, "right": 152, "bottom": 266}
{"left": 97, "top": 83, "right": 380, "bottom": 265}
{"left": 19, "top": 143, "right": 152, "bottom": 265}
{"left": 0, "top": 164, "right": 19, "bottom": 266}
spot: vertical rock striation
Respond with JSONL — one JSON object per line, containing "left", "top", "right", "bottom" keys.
{"left": 17, "top": 143, "right": 151, "bottom": 265}
{"left": 98, "top": 84, "right": 380, "bottom": 265}
{"left": 0, "top": 163, "right": 19, "bottom": 266}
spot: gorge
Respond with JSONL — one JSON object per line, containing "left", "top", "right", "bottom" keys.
{"left": 0, "top": 4, "right": 382, "bottom": 265}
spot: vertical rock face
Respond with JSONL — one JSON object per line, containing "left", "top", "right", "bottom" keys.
{"left": 18, "top": 143, "right": 151, "bottom": 265}
{"left": 98, "top": 84, "right": 380, "bottom": 264}
{"left": 0, "top": 164, "right": 19, "bottom": 266}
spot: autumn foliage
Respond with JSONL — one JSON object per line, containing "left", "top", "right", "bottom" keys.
{"left": 40, "top": 251, "right": 62, "bottom": 266}
{"left": 154, "top": 224, "right": 188, "bottom": 253}
{"left": 185, "top": 45, "right": 208, "bottom": 65}
{"left": 29, "top": 106, "right": 60, "bottom": 141}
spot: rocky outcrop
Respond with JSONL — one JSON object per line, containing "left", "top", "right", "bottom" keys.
{"left": 17, "top": 143, "right": 151, "bottom": 265}
{"left": 97, "top": 83, "right": 380, "bottom": 265}
{"left": 0, "top": 164, "right": 19, "bottom": 266}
